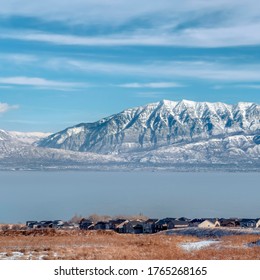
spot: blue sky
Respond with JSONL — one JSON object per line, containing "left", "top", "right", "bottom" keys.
{"left": 0, "top": 0, "right": 260, "bottom": 132}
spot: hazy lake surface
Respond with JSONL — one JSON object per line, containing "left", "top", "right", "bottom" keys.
{"left": 0, "top": 171, "right": 259, "bottom": 223}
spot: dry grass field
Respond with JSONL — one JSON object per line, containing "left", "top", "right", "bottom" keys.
{"left": 0, "top": 229, "right": 260, "bottom": 260}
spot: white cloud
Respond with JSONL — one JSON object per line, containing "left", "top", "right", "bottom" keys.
{"left": 0, "top": 0, "right": 259, "bottom": 28}
{"left": 2, "top": 23, "right": 260, "bottom": 48}
{"left": 0, "top": 103, "right": 19, "bottom": 114}
{"left": 0, "top": 76, "right": 88, "bottom": 90}
{"left": 58, "top": 59, "right": 260, "bottom": 82}
{"left": 1, "top": 1, "right": 260, "bottom": 48}
{"left": 0, "top": 1, "right": 228, "bottom": 26}
{"left": 119, "top": 82, "right": 183, "bottom": 88}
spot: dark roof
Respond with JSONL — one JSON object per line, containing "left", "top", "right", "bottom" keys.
{"left": 80, "top": 218, "right": 92, "bottom": 224}
{"left": 109, "top": 219, "right": 127, "bottom": 224}
{"left": 178, "top": 217, "right": 191, "bottom": 222}
{"left": 145, "top": 219, "right": 159, "bottom": 224}
{"left": 95, "top": 221, "right": 109, "bottom": 225}
{"left": 156, "top": 218, "right": 176, "bottom": 224}
{"left": 219, "top": 218, "right": 239, "bottom": 222}
{"left": 40, "top": 221, "right": 53, "bottom": 224}
{"left": 240, "top": 219, "right": 257, "bottom": 223}
{"left": 125, "top": 220, "right": 144, "bottom": 227}
{"left": 190, "top": 218, "right": 218, "bottom": 224}
{"left": 190, "top": 218, "right": 206, "bottom": 223}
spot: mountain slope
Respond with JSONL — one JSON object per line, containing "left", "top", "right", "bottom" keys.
{"left": 0, "top": 138, "right": 124, "bottom": 170}
{"left": 0, "top": 128, "right": 259, "bottom": 171}
{"left": 37, "top": 100, "right": 260, "bottom": 154}
{"left": 8, "top": 131, "right": 51, "bottom": 144}
{"left": 0, "top": 134, "right": 259, "bottom": 171}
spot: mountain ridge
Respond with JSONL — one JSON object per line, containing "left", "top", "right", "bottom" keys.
{"left": 37, "top": 99, "right": 260, "bottom": 154}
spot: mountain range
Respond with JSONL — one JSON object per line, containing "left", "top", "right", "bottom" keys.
{"left": 0, "top": 100, "right": 259, "bottom": 171}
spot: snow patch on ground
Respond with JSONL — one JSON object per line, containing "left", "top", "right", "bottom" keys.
{"left": 180, "top": 240, "right": 219, "bottom": 251}
{"left": 0, "top": 251, "right": 24, "bottom": 260}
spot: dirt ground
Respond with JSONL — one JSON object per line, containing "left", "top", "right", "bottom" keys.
{"left": 0, "top": 229, "right": 260, "bottom": 260}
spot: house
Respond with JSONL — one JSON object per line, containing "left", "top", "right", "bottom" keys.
{"left": 53, "top": 220, "right": 65, "bottom": 228}
{"left": 189, "top": 218, "right": 220, "bottom": 228}
{"left": 79, "top": 219, "right": 94, "bottom": 230}
{"left": 122, "top": 220, "right": 144, "bottom": 234}
{"left": 155, "top": 218, "right": 176, "bottom": 232}
{"left": 178, "top": 217, "right": 191, "bottom": 222}
{"left": 240, "top": 219, "right": 257, "bottom": 228}
{"left": 26, "top": 221, "right": 38, "bottom": 229}
{"left": 115, "top": 220, "right": 129, "bottom": 233}
{"left": 143, "top": 219, "right": 158, "bottom": 234}
{"left": 94, "top": 221, "right": 110, "bottom": 230}
{"left": 109, "top": 219, "right": 128, "bottom": 231}
{"left": 198, "top": 219, "right": 220, "bottom": 228}
{"left": 189, "top": 219, "right": 205, "bottom": 227}
{"left": 256, "top": 219, "right": 260, "bottom": 228}
{"left": 219, "top": 218, "right": 240, "bottom": 227}
{"left": 61, "top": 221, "right": 78, "bottom": 229}
{"left": 168, "top": 220, "right": 189, "bottom": 229}
{"left": 39, "top": 221, "right": 53, "bottom": 228}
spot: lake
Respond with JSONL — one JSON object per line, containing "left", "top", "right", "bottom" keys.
{"left": 0, "top": 171, "right": 259, "bottom": 223}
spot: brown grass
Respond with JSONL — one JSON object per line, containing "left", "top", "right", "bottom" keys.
{"left": 0, "top": 229, "right": 260, "bottom": 260}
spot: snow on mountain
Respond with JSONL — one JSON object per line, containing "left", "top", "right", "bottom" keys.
{"left": 0, "top": 139, "right": 125, "bottom": 170}
{"left": 0, "top": 133, "right": 259, "bottom": 171}
{"left": 37, "top": 100, "right": 260, "bottom": 154}
{"left": 128, "top": 134, "right": 260, "bottom": 165}
{"left": 0, "top": 129, "right": 13, "bottom": 141}
{"left": 8, "top": 131, "right": 51, "bottom": 144}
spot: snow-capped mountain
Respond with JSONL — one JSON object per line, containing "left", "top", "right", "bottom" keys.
{"left": 0, "top": 100, "right": 259, "bottom": 171}
{"left": 37, "top": 100, "right": 260, "bottom": 154}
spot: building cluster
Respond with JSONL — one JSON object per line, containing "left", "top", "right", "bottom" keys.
{"left": 26, "top": 217, "right": 260, "bottom": 234}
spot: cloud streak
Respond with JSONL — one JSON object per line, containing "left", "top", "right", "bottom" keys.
{"left": 60, "top": 59, "right": 260, "bottom": 82}
{"left": 1, "top": 1, "right": 260, "bottom": 48}
{"left": 119, "top": 82, "right": 183, "bottom": 88}
{"left": 1, "top": 0, "right": 259, "bottom": 28}
{"left": 0, "top": 76, "right": 88, "bottom": 90}
{"left": 2, "top": 23, "right": 260, "bottom": 48}
{"left": 0, "top": 102, "right": 19, "bottom": 114}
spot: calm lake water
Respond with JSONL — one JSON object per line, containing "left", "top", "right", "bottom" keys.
{"left": 0, "top": 171, "right": 259, "bottom": 223}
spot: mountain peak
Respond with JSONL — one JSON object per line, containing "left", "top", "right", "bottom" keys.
{"left": 159, "top": 99, "right": 172, "bottom": 105}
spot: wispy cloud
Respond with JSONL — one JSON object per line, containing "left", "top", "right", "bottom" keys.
{"left": 0, "top": 54, "right": 37, "bottom": 64}
{"left": 2, "top": 23, "right": 260, "bottom": 47}
{"left": 1, "top": 0, "right": 260, "bottom": 48}
{"left": 119, "top": 82, "right": 183, "bottom": 88}
{"left": 0, "top": 76, "right": 88, "bottom": 90}
{"left": 0, "top": 102, "right": 19, "bottom": 114}
{"left": 0, "top": 0, "right": 259, "bottom": 28}
{"left": 54, "top": 59, "right": 260, "bottom": 82}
